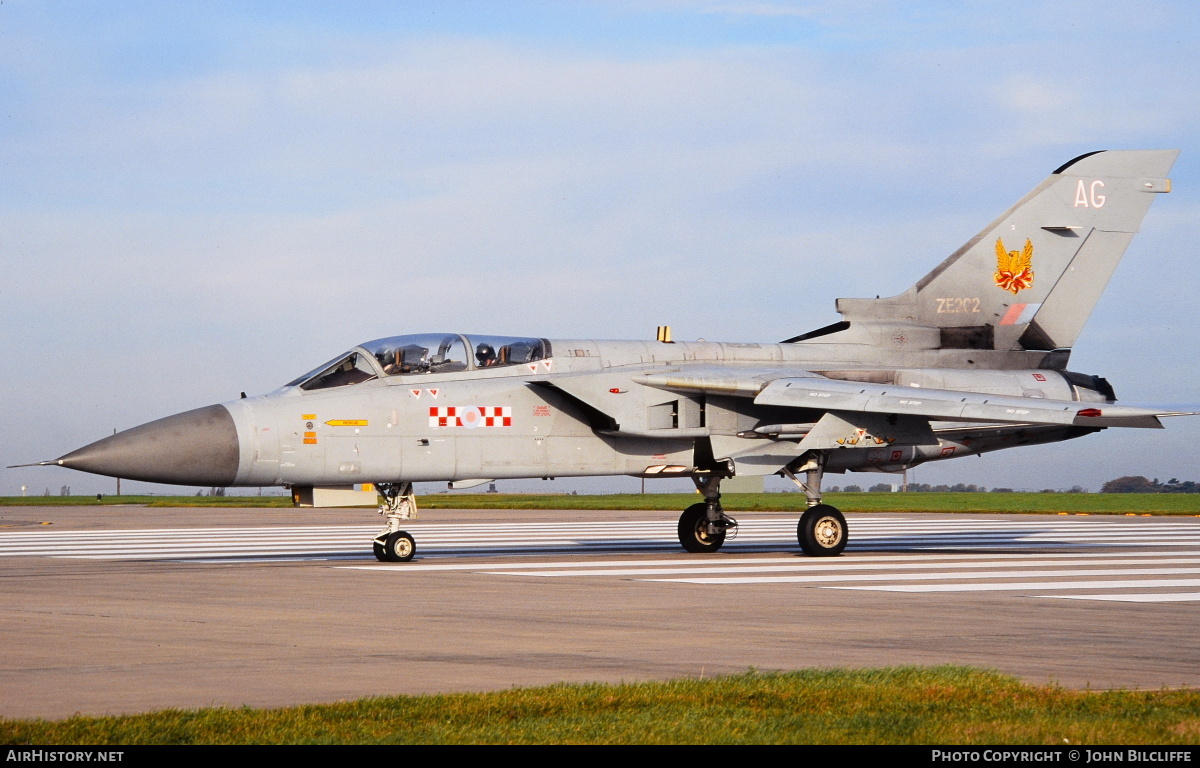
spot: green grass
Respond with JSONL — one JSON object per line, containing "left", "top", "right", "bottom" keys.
{"left": 416, "top": 492, "right": 1200, "bottom": 515}
{"left": 3, "top": 667, "right": 1199, "bottom": 744}
{"left": 4, "top": 492, "right": 1200, "bottom": 514}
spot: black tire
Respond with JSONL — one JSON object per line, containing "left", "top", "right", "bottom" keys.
{"left": 372, "top": 539, "right": 388, "bottom": 562}
{"left": 383, "top": 531, "right": 416, "bottom": 562}
{"left": 678, "top": 502, "right": 726, "bottom": 553}
{"left": 797, "top": 504, "right": 847, "bottom": 556}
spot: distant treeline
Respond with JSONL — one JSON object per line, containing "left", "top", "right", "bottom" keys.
{"left": 824, "top": 477, "right": 1200, "bottom": 494}
{"left": 830, "top": 483, "right": 1024, "bottom": 493}
{"left": 1100, "top": 476, "right": 1200, "bottom": 494}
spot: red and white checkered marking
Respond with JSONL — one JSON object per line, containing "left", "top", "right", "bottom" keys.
{"left": 429, "top": 406, "right": 512, "bottom": 428}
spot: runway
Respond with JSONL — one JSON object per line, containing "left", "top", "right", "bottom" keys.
{"left": 1, "top": 505, "right": 1198, "bottom": 718}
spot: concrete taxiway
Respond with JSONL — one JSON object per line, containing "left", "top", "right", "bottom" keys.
{"left": 1, "top": 504, "right": 1198, "bottom": 719}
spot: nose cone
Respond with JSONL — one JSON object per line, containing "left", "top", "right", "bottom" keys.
{"left": 56, "top": 404, "right": 240, "bottom": 486}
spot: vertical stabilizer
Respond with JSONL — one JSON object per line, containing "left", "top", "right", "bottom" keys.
{"left": 830, "top": 150, "right": 1177, "bottom": 356}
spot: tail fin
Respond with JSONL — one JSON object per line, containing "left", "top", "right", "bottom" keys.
{"left": 826, "top": 150, "right": 1177, "bottom": 360}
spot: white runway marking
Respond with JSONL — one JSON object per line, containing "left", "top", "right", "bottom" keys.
{"left": 10, "top": 519, "right": 746, "bottom": 560}
{"left": 6, "top": 515, "right": 1200, "bottom": 601}
{"left": 831, "top": 578, "right": 1200, "bottom": 593}
{"left": 644, "top": 566, "right": 1200, "bottom": 585}
{"left": 480, "top": 555, "right": 1200, "bottom": 578}
{"left": 2, "top": 516, "right": 1198, "bottom": 561}
{"left": 1036, "top": 592, "right": 1200, "bottom": 603}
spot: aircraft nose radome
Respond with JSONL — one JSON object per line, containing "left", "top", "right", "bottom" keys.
{"left": 55, "top": 404, "right": 240, "bottom": 486}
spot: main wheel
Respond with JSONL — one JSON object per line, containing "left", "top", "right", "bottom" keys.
{"left": 797, "top": 504, "right": 847, "bottom": 556}
{"left": 382, "top": 530, "right": 416, "bottom": 562}
{"left": 678, "top": 502, "right": 726, "bottom": 553}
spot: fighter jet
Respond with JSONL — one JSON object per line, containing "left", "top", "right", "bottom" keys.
{"left": 22, "top": 150, "right": 1194, "bottom": 562}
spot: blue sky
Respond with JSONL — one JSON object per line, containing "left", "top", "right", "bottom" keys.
{"left": 4, "top": 1, "right": 1200, "bottom": 496}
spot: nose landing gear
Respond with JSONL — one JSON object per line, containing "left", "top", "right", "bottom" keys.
{"left": 373, "top": 481, "right": 418, "bottom": 562}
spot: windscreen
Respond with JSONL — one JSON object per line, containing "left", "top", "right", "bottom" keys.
{"left": 292, "top": 352, "right": 378, "bottom": 391}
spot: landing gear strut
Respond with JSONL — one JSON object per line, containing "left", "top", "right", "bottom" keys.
{"left": 373, "top": 482, "right": 418, "bottom": 562}
{"left": 677, "top": 474, "right": 738, "bottom": 553}
{"left": 783, "top": 453, "right": 847, "bottom": 557}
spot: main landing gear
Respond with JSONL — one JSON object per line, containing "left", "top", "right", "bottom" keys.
{"left": 676, "top": 454, "right": 847, "bottom": 556}
{"left": 784, "top": 454, "right": 847, "bottom": 557}
{"left": 373, "top": 481, "right": 418, "bottom": 562}
{"left": 676, "top": 475, "right": 739, "bottom": 553}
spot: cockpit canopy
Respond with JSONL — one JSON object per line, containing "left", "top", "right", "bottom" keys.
{"left": 287, "top": 333, "right": 551, "bottom": 391}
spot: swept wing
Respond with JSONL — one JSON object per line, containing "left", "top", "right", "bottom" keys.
{"left": 636, "top": 368, "right": 1195, "bottom": 431}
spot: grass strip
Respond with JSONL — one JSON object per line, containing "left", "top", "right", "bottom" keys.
{"left": 3, "top": 667, "right": 1199, "bottom": 745}
{"left": 414, "top": 492, "right": 1200, "bottom": 515}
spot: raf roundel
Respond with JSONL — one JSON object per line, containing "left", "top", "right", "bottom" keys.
{"left": 460, "top": 407, "right": 482, "bottom": 429}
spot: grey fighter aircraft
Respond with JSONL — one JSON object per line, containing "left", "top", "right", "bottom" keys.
{"left": 22, "top": 150, "right": 1194, "bottom": 562}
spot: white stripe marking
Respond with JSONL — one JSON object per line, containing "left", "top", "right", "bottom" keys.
{"left": 1033, "top": 592, "right": 1200, "bottom": 603}
{"left": 484, "top": 556, "right": 1200, "bottom": 578}
{"left": 646, "top": 567, "right": 1200, "bottom": 585}
{"left": 337, "top": 550, "right": 1200, "bottom": 573}
{"left": 830, "top": 578, "right": 1200, "bottom": 593}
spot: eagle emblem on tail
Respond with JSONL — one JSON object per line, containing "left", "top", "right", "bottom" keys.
{"left": 994, "top": 237, "right": 1034, "bottom": 294}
